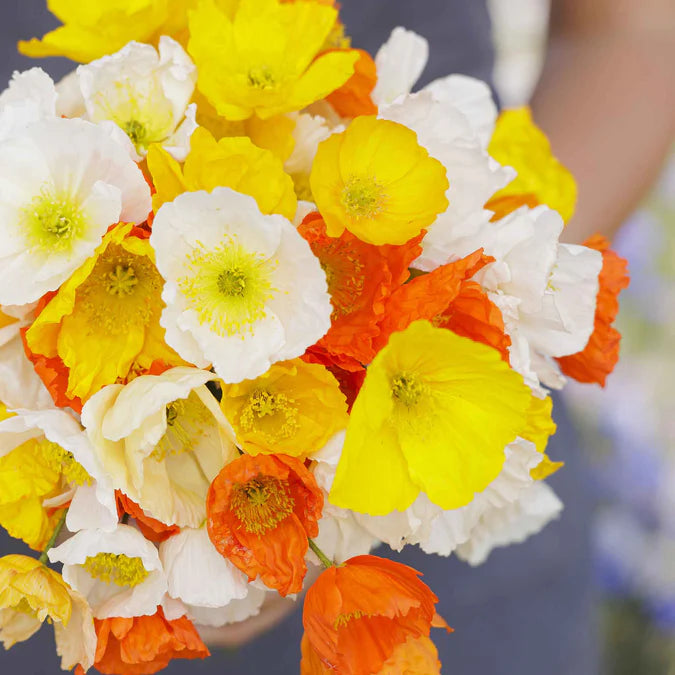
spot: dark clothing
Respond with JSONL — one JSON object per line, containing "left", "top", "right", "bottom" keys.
{"left": 0, "top": 1, "right": 599, "bottom": 673}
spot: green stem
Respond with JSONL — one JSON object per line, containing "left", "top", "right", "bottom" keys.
{"left": 39, "top": 509, "right": 68, "bottom": 565}
{"left": 308, "top": 539, "right": 333, "bottom": 569}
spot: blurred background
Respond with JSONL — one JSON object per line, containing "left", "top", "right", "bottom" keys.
{"left": 490, "top": 0, "right": 675, "bottom": 672}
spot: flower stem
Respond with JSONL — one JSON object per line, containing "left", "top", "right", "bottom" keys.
{"left": 308, "top": 539, "right": 333, "bottom": 569}
{"left": 39, "top": 509, "right": 67, "bottom": 565}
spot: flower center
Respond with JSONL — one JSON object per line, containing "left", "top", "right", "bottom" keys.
{"left": 238, "top": 389, "right": 300, "bottom": 442}
{"left": 334, "top": 610, "right": 370, "bottom": 629}
{"left": 36, "top": 439, "right": 91, "bottom": 487}
{"left": 247, "top": 66, "right": 277, "bottom": 90}
{"left": 391, "top": 372, "right": 426, "bottom": 407}
{"left": 317, "top": 245, "right": 365, "bottom": 318}
{"left": 178, "top": 237, "right": 277, "bottom": 337}
{"left": 106, "top": 264, "right": 138, "bottom": 296}
{"left": 76, "top": 243, "right": 162, "bottom": 335}
{"left": 152, "top": 392, "right": 213, "bottom": 460}
{"left": 123, "top": 119, "right": 148, "bottom": 147}
{"left": 83, "top": 553, "right": 149, "bottom": 587}
{"left": 341, "top": 176, "right": 386, "bottom": 220}
{"left": 23, "top": 190, "right": 86, "bottom": 253}
{"left": 230, "top": 475, "right": 295, "bottom": 535}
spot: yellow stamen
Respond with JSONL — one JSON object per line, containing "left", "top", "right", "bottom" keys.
{"left": 23, "top": 189, "right": 86, "bottom": 253}
{"left": 83, "top": 553, "right": 149, "bottom": 587}
{"left": 178, "top": 237, "right": 277, "bottom": 337}
{"left": 238, "top": 389, "right": 300, "bottom": 442}
{"left": 391, "top": 372, "right": 427, "bottom": 407}
{"left": 76, "top": 243, "right": 162, "bottom": 335}
{"left": 341, "top": 176, "right": 386, "bottom": 220}
{"left": 247, "top": 66, "right": 277, "bottom": 90}
{"left": 36, "top": 439, "right": 92, "bottom": 487}
{"left": 230, "top": 475, "right": 294, "bottom": 535}
{"left": 152, "top": 392, "right": 212, "bottom": 460}
{"left": 334, "top": 610, "right": 370, "bottom": 629}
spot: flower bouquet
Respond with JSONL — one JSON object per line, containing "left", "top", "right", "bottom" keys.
{"left": 0, "top": 1, "right": 629, "bottom": 673}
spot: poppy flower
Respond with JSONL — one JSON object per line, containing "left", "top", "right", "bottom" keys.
{"left": 557, "top": 234, "right": 630, "bottom": 386}
{"left": 299, "top": 211, "right": 421, "bottom": 370}
{"left": 302, "top": 555, "right": 447, "bottom": 675}
{"left": 310, "top": 116, "right": 449, "bottom": 245}
{"left": 486, "top": 107, "right": 577, "bottom": 223}
{"left": 207, "top": 453, "right": 324, "bottom": 596}
{"left": 87, "top": 607, "right": 209, "bottom": 675}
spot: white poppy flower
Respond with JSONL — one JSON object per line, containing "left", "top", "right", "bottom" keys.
{"left": 519, "top": 243, "right": 602, "bottom": 358}
{"left": 54, "top": 588, "right": 97, "bottom": 672}
{"left": 48, "top": 524, "right": 167, "bottom": 619}
{"left": 160, "top": 527, "right": 266, "bottom": 627}
{"left": 0, "top": 117, "right": 151, "bottom": 306}
{"left": 455, "top": 481, "right": 564, "bottom": 566}
{"left": 81, "top": 367, "right": 238, "bottom": 528}
{"left": 150, "top": 189, "right": 332, "bottom": 383}
{"left": 0, "top": 406, "right": 117, "bottom": 531}
{"left": 78, "top": 37, "right": 197, "bottom": 160}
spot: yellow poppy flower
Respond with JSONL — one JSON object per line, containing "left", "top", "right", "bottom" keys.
{"left": 487, "top": 107, "right": 577, "bottom": 223}
{"left": 188, "top": 0, "right": 358, "bottom": 120}
{"left": 310, "top": 116, "right": 449, "bottom": 245}
{"left": 330, "top": 320, "right": 535, "bottom": 515}
{"left": 18, "top": 0, "right": 195, "bottom": 63}
{"left": 0, "top": 555, "right": 96, "bottom": 671}
{"left": 148, "top": 126, "right": 297, "bottom": 220}
{"left": 24, "top": 223, "right": 183, "bottom": 404}
{"left": 194, "top": 90, "right": 296, "bottom": 162}
{"left": 221, "top": 358, "right": 348, "bottom": 458}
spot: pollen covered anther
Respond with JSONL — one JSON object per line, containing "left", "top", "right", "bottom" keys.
{"left": 83, "top": 552, "right": 149, "bottom": 587}
{"left": 230, "top": 475, "right": 295, "bottom": 535}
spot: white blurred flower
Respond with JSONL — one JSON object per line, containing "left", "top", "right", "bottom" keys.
{"left": 160, "top": 527, "right": 266, "bottom": 627}
{"left": 78, "top": 37, "right": 197, "bottom": 160}
{"left": 48, "top": 524, "right": 167, "bottom": 619}
{"left": 81, "top": 367, "right": 238, "bottom": 528}
{"left": 150, "top": 189, "right": 332, "bottom": 383}
{"left": 0, "top": 117, "right": 151, "bottom": 306}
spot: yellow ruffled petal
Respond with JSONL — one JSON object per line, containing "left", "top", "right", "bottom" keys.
{"left": 488, "top": 107, "right": 577, "bottom": 223}
{"left": 25, "top": 224, "right": 182, "bottom": 402}
{"left": 521, "top": 394, "right": 564, "bottom": 480}
{"left": 221, "top": 359, "right": 348, "bottom": 458}
{"left": 331, "top": 321, "right": 534, "bottom": 515}
{"left": 189, "top": 0, "right": 354, "bottom": 120}
{"left": 18, "top": 0, "right": 178, "bottom": 63}
{"left": 150, "top": 127, "right": 297, "bottom": 219}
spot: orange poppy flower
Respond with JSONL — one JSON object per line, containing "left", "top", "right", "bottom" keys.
{"left": 207, "top": 453, "right": 324, "bottom": 596}
{"left": 326, "top": 49, "right": 378, "bottom": 118}
{"left": 85, "top": 607, "right": 209, "bottom": 675}
{"left": 116, "top": 492, "right": 179, "bottom": 544}
{"left": 302, "top": 555, "right": 448, "bottom": 675}
{"left": 298, "top": 212, "right": 421, "bottom": 370}
{"left": 557, "top": 234, "right": 629, "bottom": 386}
{"left": 301, "top": 632, "right": 443, "bottom": 675}
{"left": 374, "top": 249, "right": 511, "bottom": 360}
